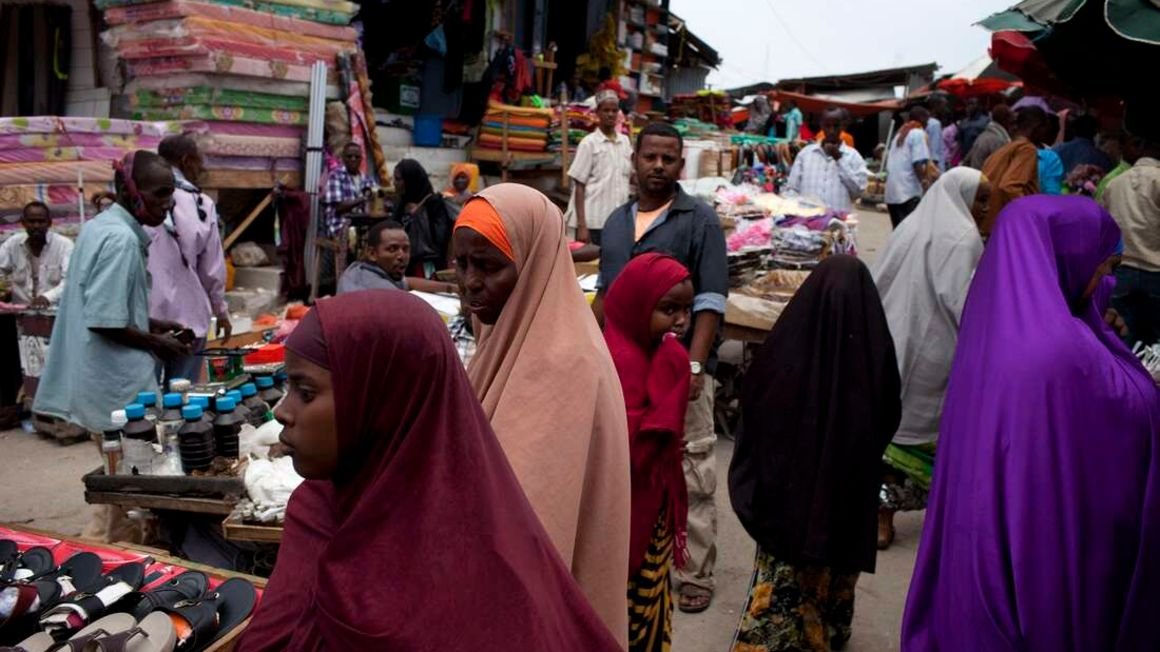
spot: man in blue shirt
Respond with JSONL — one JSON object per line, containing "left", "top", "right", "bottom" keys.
{"left": 34, "top": 150, "right": 190, "bottom": 541}
{"left": 596, "top": 122, "right": 728, "bottom": 614}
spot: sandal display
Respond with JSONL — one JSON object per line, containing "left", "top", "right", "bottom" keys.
{"left": 39, "top": 563, "right": 146, "bottom": 638}
{"left": 122, "top": 573, "right": 208, "bottom": 623}
{"left": 161, "top": 578, "right": 256, "bottom": 652}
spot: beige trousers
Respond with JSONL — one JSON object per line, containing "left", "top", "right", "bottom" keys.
{"left": 674, "top": 378, "right": 717, "bottom": 592}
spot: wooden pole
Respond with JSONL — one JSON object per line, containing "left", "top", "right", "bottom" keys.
{"left": 560, "top": 89, "right": 570, "bottom": 189}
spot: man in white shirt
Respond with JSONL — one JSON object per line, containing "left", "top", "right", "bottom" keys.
{"left": 0, "top": 201, "right": 74, "bottom": 308}
{"left": 926, "top": 96, "right": 947, "bottom": 172}
{"left": 787, "top": 107, "right": 869, "bottom": 211}
{"left": 566, "top": 89, "right": 633, "bottom": 245}
{"left": 886, "top": 107, "right": 933, "bottom": 228}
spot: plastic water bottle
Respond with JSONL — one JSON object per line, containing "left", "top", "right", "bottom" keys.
{"left": 122, "top": 403, "right": 157, "bottom": 475}
{"left": 101, "top": 410, "right": 126, "bottom": 475}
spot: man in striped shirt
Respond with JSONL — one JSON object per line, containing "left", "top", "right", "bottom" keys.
{"left": 787, "top": 107, "right": 869, "bottom": 212}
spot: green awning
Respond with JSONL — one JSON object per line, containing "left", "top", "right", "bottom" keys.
{"left": 978, "top": 0, "right": 1088, "bottom": 31}
{"left": 1107, "top": 0, "right": 1160, "bottom": 44}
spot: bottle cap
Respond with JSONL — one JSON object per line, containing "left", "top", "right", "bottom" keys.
{"left": 190, "top": 396, "right": 210, "bottom": 410}
{"left": 110, "top": 409, "right": 128, "bottom": 428}
{"left": 275, "top": 371, "right": 287, "bottom": 382}
{"left": 163, "top": 393, "right": 183, "bottom": 408}
{"left": 255, "top": 376, "right": 274, "bottom": 389}
{"left": 240, "top": 383, "right": 257, "bottom": 397}
{"left": 216, "top": 397, "right": 237, "bottom": 412}
{"left": 124, "top": 404, "right": 146, "bottom": 420}
{"left": 136, "top": 391, "right": 157, "bottom": 407}
{"left": 227, "top": 390, "right": 243, "bottom": 403}
{"left": 169, "top": 378, "right": 192, "bottom": 393}
{"left": 182, "top": 405, "right": 204, "bottom": 420}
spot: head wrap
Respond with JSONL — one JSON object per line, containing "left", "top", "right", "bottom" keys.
{"left": 603, "top": 252, "right": 692, "bottom": 578}
{"left": 455, "top": 198, "right": 515, "bottom": 261}
{"left": 239, "top": 291, "right": 622, "bottom": 652}
{"left": 462, "top": 183, "right": 631, "bottom": 646}
{"left": 595, "top": 89, "right": 620, "bottom": 106}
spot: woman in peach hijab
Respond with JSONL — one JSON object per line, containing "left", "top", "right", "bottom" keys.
{"left": 453, "top": 183, "right": 631, "bottom": 648}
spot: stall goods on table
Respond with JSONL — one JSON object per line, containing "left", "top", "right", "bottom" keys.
{"left": 0, "top": 525, "right": 262, "bottom": 650}
{"left": 475, "top": 101, "right": 554, "bottom": 154}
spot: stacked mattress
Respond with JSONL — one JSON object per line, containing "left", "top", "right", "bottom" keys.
{"left": 97, "top": 0, "right": 360, "bottom": 185}
{"left": 0, "top": 117, "right": 183, "bottom": 227}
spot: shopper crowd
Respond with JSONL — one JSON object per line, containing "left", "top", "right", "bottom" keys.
{"left": 5, "top": 99, "right": 1158, "bottom": 652}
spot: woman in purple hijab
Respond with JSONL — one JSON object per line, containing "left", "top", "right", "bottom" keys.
{"left": 902, "top": 195, "right": 1160, "bottom": 651}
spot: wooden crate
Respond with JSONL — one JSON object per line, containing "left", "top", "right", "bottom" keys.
{"left": 83, "top": 468, "right": 243, "bottom": 515}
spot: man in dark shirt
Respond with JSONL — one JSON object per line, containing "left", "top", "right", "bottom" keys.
{"left": 1053, "top": 113, "right": 1114, "bottom": 175}
{"left": 596, "top": 122, "right": 728, "bottom": 613}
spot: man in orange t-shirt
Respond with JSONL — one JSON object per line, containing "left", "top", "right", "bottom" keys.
{"left": 981, "top": 106, "right": 1053, "bottom": 234}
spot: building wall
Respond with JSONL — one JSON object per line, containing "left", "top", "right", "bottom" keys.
{"left": 62, "top": 0, "right": 110, "bottom": 117}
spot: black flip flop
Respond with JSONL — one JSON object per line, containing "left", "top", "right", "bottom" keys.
{"left": 39, "top": 563, "right": 146, "bottom": 638}
{"left": 0, "top": 541, "right": 16, "bottom": 567}
{"left": 0, "top": 548, "right": 54, "bottom": 584}
{"left": 163, "top": 578, "right": 257, "bottom": 652}
{"left": 123, "top": 571, "right": 208, "bottom": 622}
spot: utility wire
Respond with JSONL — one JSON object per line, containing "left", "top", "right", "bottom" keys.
{"left": 760, "top": 0, "right": 828, "bottom": 76}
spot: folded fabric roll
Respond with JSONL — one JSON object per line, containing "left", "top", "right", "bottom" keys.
{"left": 200, "top": 121, "right": 305, "bottom": 138}
{"left": 481, "top": 113, "right": 550, "bottom": 129}
{"left": 0, "top": 146, "right": 139, "bottom": 165}
{"left": 126, "top": 73, "right": 338, "bottom": 100}
{"left": 126, "top": 53, "right": 326, "bottom": 83}
{"left": 0, "top": 162, "right": 116, "bottom": 185}
{"left": 476, "top": 132, "right": 548, "bottom": 152}
{"left": 480, "top": 126, "right": 548, "bottom": 142}
{"left": 0, "top": 116, "right": 182, "bottom": 138}
{"left": 104, "top": 21, "right": 355, "bottom": 60}
{"left": 195, "top": 133, "right": 301, "bottom": 158}
{"left": 102, "top": 0, "right": 357, "bottom": 41}
{"left": 0, "top": 133, "right": 162, "bottom": 149}
{"left": 203, "top": 155, "right": 301, "bottom": 171}
{"left": 132, "top": 104, "right": 307, "bottom": 126}
{"left": 0, "top": 183, "right": 113, "bottom": 212}
{"left": 98, "top": 0, "right": 355, "bottom": 25}
{"left": 114, "top": 36, "right": 342, "bottom": 67}
{"left": 480, "top": 120, "right": 548, "bottom": 135}
{"left": 130, "top": 87, "right": 309, "bottom": 112}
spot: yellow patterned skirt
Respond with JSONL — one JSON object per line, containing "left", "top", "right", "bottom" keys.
{"left": 627, "top": 507, "right": 673, "bottom": 652}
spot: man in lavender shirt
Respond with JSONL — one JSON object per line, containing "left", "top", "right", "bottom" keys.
{"left": 149, "top": 134, "right": 231, "bottom": 382}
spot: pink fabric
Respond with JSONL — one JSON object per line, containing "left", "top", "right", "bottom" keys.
{"left": 0, "top": 162, "right": 114, "bottom": 184}
{"left": 126, "top": 55, "right": 324, "bottom": 83}
{"left": 146, "top": 180, "right": 227, "bottom": 337}
{"left": 0, "top": 117, "right": 181, "bottom": 137}
{"left": 200, "top": 122, "right": 304, "bottom": 138}
{"left": 0, "top": 146, "right": 138, "bottom": 164}
{"left": 102, "top": 0, "right": 356, "bottom": 40}
{"left": 203, "top": 156, "right": 301, "bottom": 171}
{"left": 0, "top": 183, "right": 113, "bottom": 212}
{"left": 116, "top": 37, "right": 340, "bottom": 66}
{"left": 0, "top": 134, "right": 161, "bottom": 149}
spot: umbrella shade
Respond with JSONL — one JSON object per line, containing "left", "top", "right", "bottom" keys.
{"left": 937, "top": 55, "right": 1021, "bottom": 96}
{"left": 982, "top": 0, "right": 1160, "bottom": 102}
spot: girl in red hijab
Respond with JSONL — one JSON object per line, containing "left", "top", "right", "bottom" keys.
{"left": 603, "top": 252, "right": 694, "bottom": 651}
{"left": 238, "top": 290, "right": 622, "bottom": 651}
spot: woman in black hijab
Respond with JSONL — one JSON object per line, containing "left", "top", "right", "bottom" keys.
{"left": 728, "top": 255, "right": 901, "bottom": 652}
{"left": 392, "top": 159, "right": 458, "bottom": 278}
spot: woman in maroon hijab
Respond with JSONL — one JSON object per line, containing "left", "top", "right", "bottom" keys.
{"left": 237, "top": 290, "right": 622, "bottom": 651}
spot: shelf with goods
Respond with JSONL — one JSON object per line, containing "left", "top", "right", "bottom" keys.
{"left": 618, "top": 0, "right": 670, "bottom": 113}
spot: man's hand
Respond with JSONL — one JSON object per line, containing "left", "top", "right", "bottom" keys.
{"left": 689, "top": 372, "right": 706, "bottom": 402}
{"left": 29, "top": 296, "right": 50, "bottom": 310}
{"left": 216, "top": 315, "right": 233, "bottom": 343}
{"left": 149, "top": 318, "right": 186, "bottom": 334}
{"left": 1105, "top": 308, "right": 1129, "bottom": 338}
{"left": 823, "top": 142, "right": 842, "bottom": 161}
{"left": 152, "top": 333, "right": 192, "bottom": 362}
{"left": 576, "top": 223, "right": 591, "bottom": 244}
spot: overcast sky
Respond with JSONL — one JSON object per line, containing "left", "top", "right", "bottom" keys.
{"left": 668, "top": 0, "right": 1015, "bottom": 89}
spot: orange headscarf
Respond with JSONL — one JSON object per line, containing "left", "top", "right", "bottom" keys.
{"left": 463, "top": 184, "right": 631, "bottom": 648}
{"left": 455, "top": 199, "right": 515, "bottom": 261}
{"left": 445, "top": 162, "right": 480, "bottom": 195}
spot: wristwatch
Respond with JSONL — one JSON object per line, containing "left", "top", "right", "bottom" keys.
{"left": 690, "top": 361, "right": 704, "bottom": 376}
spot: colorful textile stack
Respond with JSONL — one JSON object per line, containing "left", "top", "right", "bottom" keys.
{"left": 548, "top": 103, "right": 597, "bottom": 152}
{"left": 96, "top": 0, "right": 360, "bottom": 184}
{"left": 0, "top": 116, "right": 183, "bottom": 227}
{"left": 476, "top": 101, "right": 552, "bottom": 153}
{"left": 669, "top": 91, "right": 733, "bottom": 129}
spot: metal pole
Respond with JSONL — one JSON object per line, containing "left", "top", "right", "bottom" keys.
{"left": 304, "top": 60, "right": 327, "bottom": 300}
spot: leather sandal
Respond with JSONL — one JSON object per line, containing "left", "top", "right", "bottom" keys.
{"left": 0, "top": 554, "right": 104, "bottom": 642}
{"left": 39, "top": 564, "right": 145, "bottom": 639}
{"left": 77, "top": 613, "right": 176, "bottom": 652}
{"left": 1, "top": 549, "right": 55, "bottom": 584}
{"left": 121, "top": 573, "right": 207, "bottom": 623}
{"left": 161, "top": 578, "right": 256, "bottom": 652}
{"left": 43, "top": 614, "right": 137, "bottom": 652}
{"left": 0, "top": 631, "right": 55, "bottom": 652}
